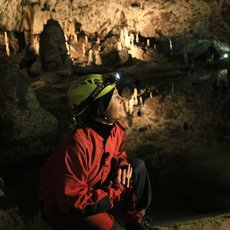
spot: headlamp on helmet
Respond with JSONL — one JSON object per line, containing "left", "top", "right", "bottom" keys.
{"left": 103, "top": 72, "right": 120, "bottom": 84}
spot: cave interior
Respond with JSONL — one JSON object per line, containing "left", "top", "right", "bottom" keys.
{"left": 0, "top": 0, "right": 230, "bottom": 229}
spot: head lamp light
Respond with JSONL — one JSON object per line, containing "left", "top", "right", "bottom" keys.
{"left": 103, "top": 72, "right": 120, "bottom": 84}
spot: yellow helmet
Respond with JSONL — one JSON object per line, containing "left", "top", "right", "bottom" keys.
{"left": 68, "top": 72, "right": 120, "bottom": 114}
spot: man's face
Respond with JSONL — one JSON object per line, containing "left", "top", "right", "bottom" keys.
{"left": 105, "top": 89, "right": 126, "bottom": 122}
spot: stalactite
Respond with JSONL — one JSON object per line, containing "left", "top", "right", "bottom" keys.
{"left": 124, "top": 27, "right": 130, "bottom": 47}
{"left": 130, "top": 33, "right": 134, "bottom": 47}
{"left": 4, "top": 32, "right": 10, "bottom": 57}
{"left": 129, "top": 97, "right": 134, "bottom": 114}
{"left": 136, "top": 32, "right": 139, "bottom": 43}
{"left": 133, "top": 88, "right": 138, "bottom": 105}
{"left": 87, "top": 49, "right": 93, "bottom": 65}
{"left": 139, "top": 96, "right": 143, "bottom": 105}
{"left": 120, "top": 28, "right": 125, "bottom": 47}
{"left": 147, "top": 39, "right": 150, "bottom": 47}
{"left": 64, "top": 34, "right": 70, "bottom": 56}
{"left": 94, "top": 49, "right": 102, "bottom": 65}
{"left": 69, "top": 20, "right": 75, "bottom": 37}
{"left": 22, "top": 5, "right": 34, "bottom": 48}
{"left": 85, "top": 35, "right": 88, "bottom": 43}
{"left": 32, "top": 34, "right": 40, "bottom": 55}
{"left": 82, "top": 43, "right": 86, "bottom": 56}
{"left": 169, "top": 38, "right": 173, "bottom": 50}
{"left": 74, "top": 34, "right": 78, "bottom": 43}
{"left": 117, "top": 42, "right": 122, "bottom": 51}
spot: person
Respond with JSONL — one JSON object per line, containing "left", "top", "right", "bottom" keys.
{"left": 39, "top": 73, "right": 157, "bottom": 230}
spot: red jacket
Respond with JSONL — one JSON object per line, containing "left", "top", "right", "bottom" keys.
{"left": 39, "top": 122, "right": 128, "bottom": 216}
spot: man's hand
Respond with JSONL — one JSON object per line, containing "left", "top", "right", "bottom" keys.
{"left": 116, "top": 164, "right": 133, "bottom": 188}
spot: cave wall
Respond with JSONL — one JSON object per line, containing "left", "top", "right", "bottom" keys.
{"left": 1, "top": 0, "right": 230, "bottom": 66}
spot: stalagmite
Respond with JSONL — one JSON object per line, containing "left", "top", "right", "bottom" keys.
{"left": 4, "top": 31, "right": 10, "bottom": 57}
{"left": 150, "top": 91, "right": 153, "bottom": 98}
{"left": 96, "top": 37, "right": 100, "bottom": 44}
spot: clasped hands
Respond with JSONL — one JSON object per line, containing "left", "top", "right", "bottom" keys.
{"left": 116, "top": 164, "right": 133, "bottom": 188}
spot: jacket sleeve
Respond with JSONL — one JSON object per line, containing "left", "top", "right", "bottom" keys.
{"left": 57, "top": 145, "right": 124, "bottom": 217}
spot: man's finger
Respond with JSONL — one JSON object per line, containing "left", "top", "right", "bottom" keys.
{"left": 126, "top": 180, "right": 129, "bottom": 188}
{"left": 116, "top": 168, "right": 122, "bottom": 183}
{"left": 122, "top": 169, "right": 126, "bottom": 185}
{"left": 127, "top": 164, "right": 132, "bottom": 179}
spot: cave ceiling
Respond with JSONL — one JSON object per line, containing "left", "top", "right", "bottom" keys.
{"left": 0, "top": 0, "right": 230, "bottom": 43}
